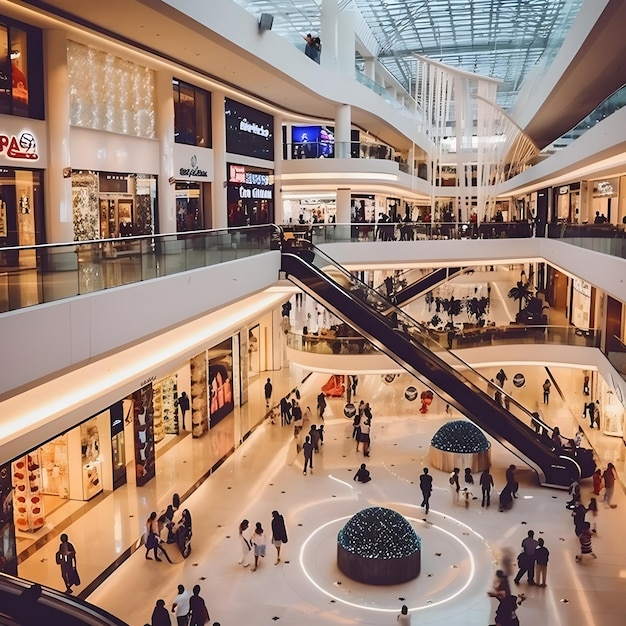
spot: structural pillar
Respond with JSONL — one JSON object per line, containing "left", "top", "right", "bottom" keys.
{"left": 155, "top": 70, "right": 176, "bottom": 234}
{"left": 320, "top": 0, "right": 339, "bottom": 71}
{"left": 335, "top": 104, "right": 351, "bottom": 159}
{"left": 273, "top": 115, "right": 284, "bottom": 225}
{"left": 336, "top": 188, "right": 351, "bottom": 223}
{"left": 337, "top": 9, "right": 355, "bottom": 77}
{"left": 211, "top": 89, "right": 228, "bottom": 229}
{"left": 43, "top": 30, "right": 73, "bottom": 244}
{"left": 364, "top": 58, "right": 376, "bottom": 82}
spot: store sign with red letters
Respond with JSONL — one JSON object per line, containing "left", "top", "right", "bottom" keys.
{"left": 0, "top": 131, "right": 39, "bottom": 161}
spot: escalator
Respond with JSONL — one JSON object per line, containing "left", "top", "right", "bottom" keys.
{"left": 0, "top": 573, "right": 128, "bottom": 626}
{"left": 392, "top": 267, "right": 466, "bottom": 307}
{"left": 281, "top": 241, "right": 595, "bottom": 487}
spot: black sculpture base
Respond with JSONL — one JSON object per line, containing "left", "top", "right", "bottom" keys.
{"left": 337, "top": 544, "right": 421, "bottom": 585}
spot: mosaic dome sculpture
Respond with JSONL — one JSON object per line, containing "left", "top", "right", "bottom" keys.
{"left": 337, "top": 507, "right": 421, "bottom": 584}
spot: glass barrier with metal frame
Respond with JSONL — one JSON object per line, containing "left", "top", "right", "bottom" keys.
{"left": 0, "top": 225, "right": 274, "bottom": 313}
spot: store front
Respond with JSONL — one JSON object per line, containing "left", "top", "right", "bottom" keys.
{"left": 553, "top": 183, "right": 580, "bottom": 223}
{"left": 283, "top": 193, "right": 336, "bottom": 224}
{"left": 569, "top": 278, "right": 594, "bottom": 331}
{"left": 71, "top": 170, "right": 157, "bottom": 240}
{"left": 0, "top": 165, "right": 44, "bottom": 267}
{"left": 226, "top": 163, "right": 273, "bottom": 227}
{"left": 591, "top": 178, "right": 618, "bottom": 223}
{"left": 174, "top": 144, "right": 213, "bottom": 232}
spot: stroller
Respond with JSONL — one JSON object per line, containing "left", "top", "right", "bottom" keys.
{"left": 175, "top": 509, "right": 192, "bottom": 558}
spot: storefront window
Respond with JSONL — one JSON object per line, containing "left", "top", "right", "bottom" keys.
{"left": 173, "top": 79, "right": 211, "bottom": 147}
{"left": 0, "top": 167, "right": 44, "bottom": 268}
{"left": 226, "top": 163, "right": 273, "bottom": 227}
{"left": 71, "top": 170, "right": 157, "bottom": 240}
{"left": 176, "top": 182, "right": 203, "bottom": 231}
{"left": 0, "top": 17, "right": 43, "bottom": 119}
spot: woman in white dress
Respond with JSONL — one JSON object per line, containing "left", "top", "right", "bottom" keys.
{"left": 238, "top": 519, "right": 252, "bottom": 567}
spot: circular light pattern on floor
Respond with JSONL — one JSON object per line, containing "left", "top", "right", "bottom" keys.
{"left": 298, "top": 503, "right": 491, "bottom": 613}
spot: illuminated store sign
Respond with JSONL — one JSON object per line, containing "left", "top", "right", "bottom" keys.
{"left": 0, "top": 131, "right": 39, "bottom": 161}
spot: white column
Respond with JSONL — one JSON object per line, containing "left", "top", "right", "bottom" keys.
{"left": 336, "top": 188, "right": 351, "bottom": 223}
{"left": 155, "top": 70, "right": 175, "bottom": 234}
{"left": 211, "top": 89, "right": 227, "bottom": 229}
{"left": 320, "top": 0, "right": 338, "bottom": 71}
{"left": 337, "top": 9, "right": 355, "bottom": 77}
{"left": 335, "top": 104, "right": 351, "bottom": 159}
{"left": 364, "top": 58, "right": 376, "bottom": 81}
{"left": 273, "top": 115, "right": 284, "bottom": 225}
{"left": 43, "top": 30, "right": 72, "bottom": 244}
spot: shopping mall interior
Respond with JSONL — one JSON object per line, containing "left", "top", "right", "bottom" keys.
{"left": 1, "top": 0, "right": 626, "bottom": 624}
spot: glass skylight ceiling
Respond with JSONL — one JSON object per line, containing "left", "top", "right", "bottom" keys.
{"left": 232, "top": 0, "right": 583, "bottom": 110}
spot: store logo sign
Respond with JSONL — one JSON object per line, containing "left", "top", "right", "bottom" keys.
{"left": 179, "top": 154, "right": 208, "bottom": 177}
{"left": 0, "top": 131, "right": 39, "bottom": 161}
{"left": 239, "top": 118, "right": 270, "bottom": 137}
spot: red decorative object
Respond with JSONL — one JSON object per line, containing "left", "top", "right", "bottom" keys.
{"left": 419, "top": 390, "right": 434, "bottom": 414}
{"left": 321, "top": 374, "right": 345, "bottom": 397}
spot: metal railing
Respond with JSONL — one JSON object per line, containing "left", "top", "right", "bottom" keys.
{"left": 287, "top": 324, "right": 600, "bottom": 356}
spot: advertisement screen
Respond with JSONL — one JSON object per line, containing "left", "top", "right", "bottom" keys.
{"left": 225, "top": 98, "right": 274, "bottom": 160}
{"left": 291, "top": 126, "right": 334, "bottom": 159}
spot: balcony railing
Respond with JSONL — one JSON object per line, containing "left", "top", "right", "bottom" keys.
{"left": 287, "top": 324, "right": 600, "bottom": 356}
{"left": 0, "top": 225, "right": 274, "bottom": 313}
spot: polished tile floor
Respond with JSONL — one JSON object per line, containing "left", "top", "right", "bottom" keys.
{"left": 87, "top": 371, "right": 626, "bottom": 626}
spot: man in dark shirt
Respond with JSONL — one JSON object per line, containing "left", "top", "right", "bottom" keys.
{"left": 264, "top": 378, "right": 272, "bottom": 409}
{"left": 419, "top": 468, "right": 433, "bottom": 513}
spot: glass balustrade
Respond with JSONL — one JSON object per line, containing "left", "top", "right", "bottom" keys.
{"left": 288, "top": 324, "right": 600, "bottom": 355}
{"left": 0, "top": 225, "right": 273, "bottom": 313}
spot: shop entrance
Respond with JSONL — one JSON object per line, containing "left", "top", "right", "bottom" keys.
{"left": 175, "top": 181, "right": 212, "bottom": 231}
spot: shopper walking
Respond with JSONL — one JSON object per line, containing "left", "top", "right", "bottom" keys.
{"left": 542, "top": 378, "right": 551, "bottom": 404}
{"left": 188, "top": 585, "right": 210, "bottom": 626}
{"left": 280, "top": 396, "right": 291, "bottom": 426}
{"left": 271, "top": 510, "right": 288, "bottom": 564}
{"left": 176, "top": 392, "right": 190, "bottom": 430}
{"left": 479, "top": 468, "right": 494, "bottom": 507}
{"left": 309, "top": 424, "right": 320, "bottom": 453}
{"left": 151, "top": 599, "right": 171, "bottom": 626}
{"left": 251, "top": 522, "right": 266, "bottom": 572}
{"left": 358, "top": 418, "right": 371, "bottom": 456}
{"left": 575, "top": 522, "right": 597, "bottom": 563}
{"left": 171, "top": 584, "right": 191, "bottom": 626}
{"left": 571, "top": 500, "right": 587, "bottom": 536}
{"left": 238, "top": 519, "right": 252, "bottom": 567}
{"left": 317, "top": 391, "right": 326, "bottom": 419}
{"left": 514, "top": 530, "right": 538, "bottom": 585}
{"left": 420, "top": 467, "right": 433, "bottom": 514}
{"left": 264, "top": 378, "right": 273, "bottom": 409}
{"left": 602, "top": 463, "right": 617, "bottom": 508}
{"left": 592, "top": 468, "right": 603, "bottom": 496}
{"left": 302, "top": 435, "right": 314, "bottom": 475}
{"left": 505, "top": 464, "right": 519, "bottom": 498}
{"left": 145, "top": 512, "right": 173, "bottom": 563}
{"left": 352, "top": 408, "right": 361, "bottom": 440}
{"left": 56, "top": 533, "right": 80, "bottom": 594}
{"left": 534, "top": 538, "right": 549, "bottom": 587}
{"left": 449, "top": 467, "right": 460, "bottom": 503}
